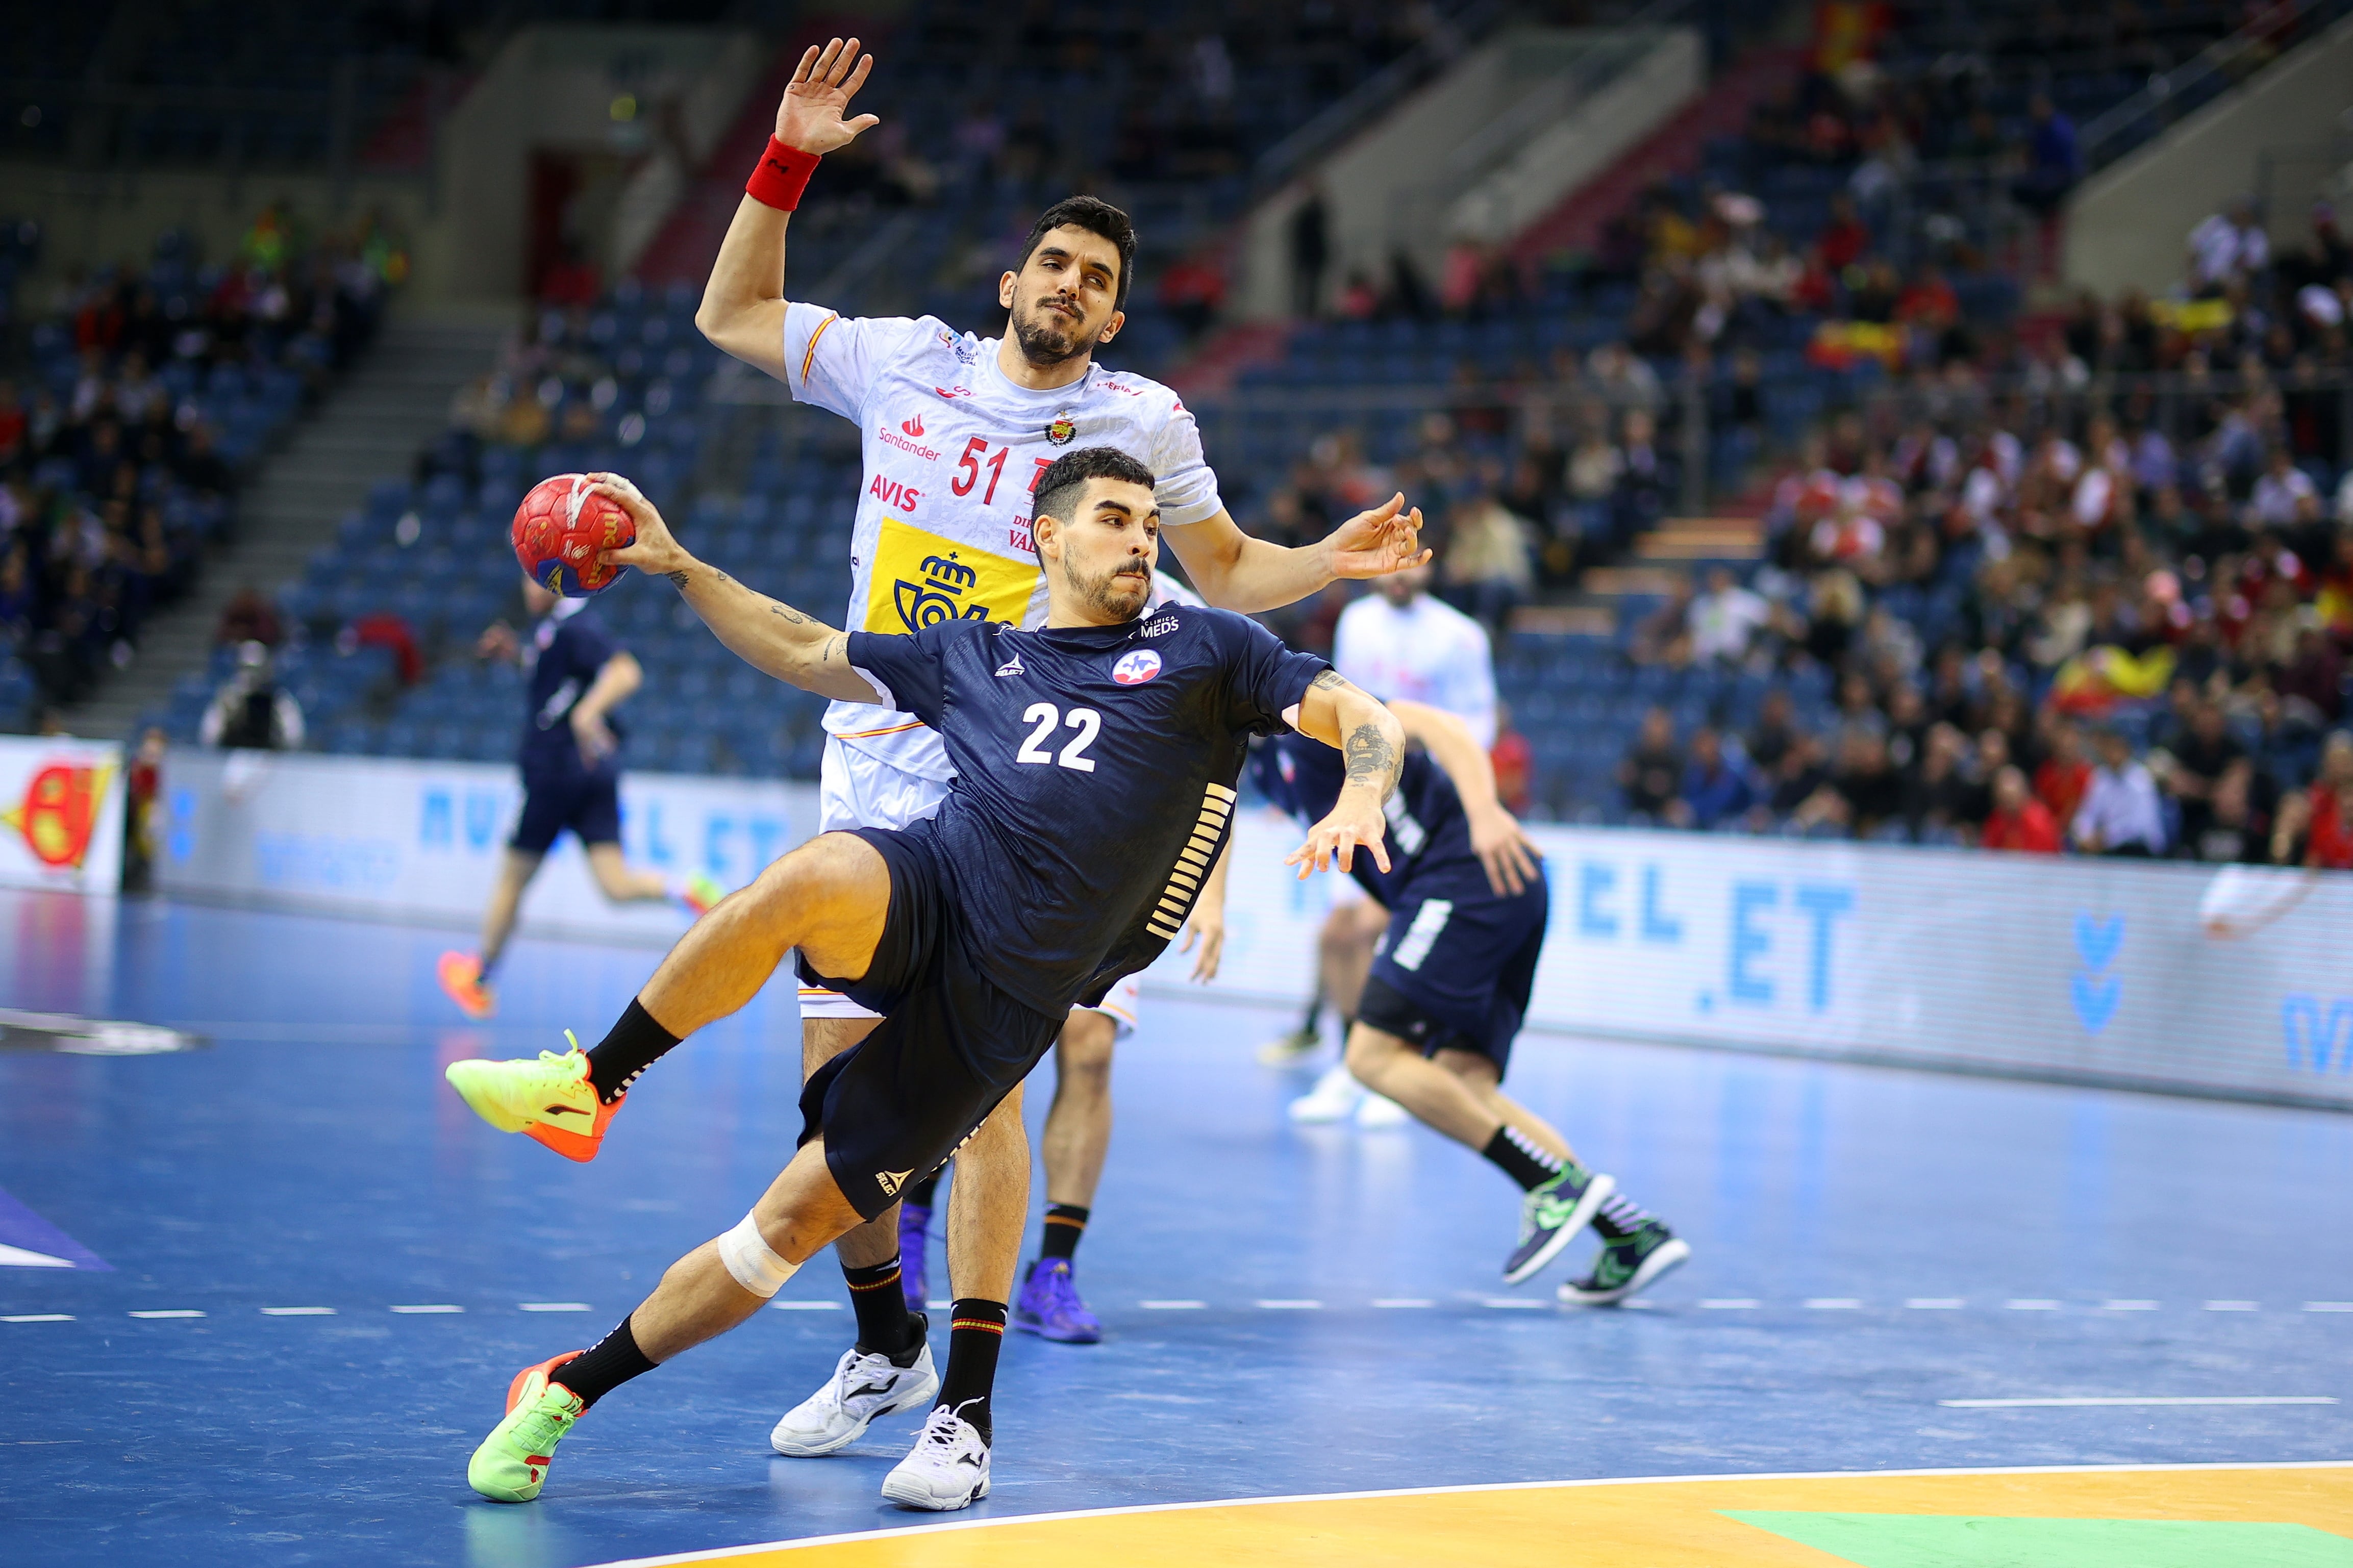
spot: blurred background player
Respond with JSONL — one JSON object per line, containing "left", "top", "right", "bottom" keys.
{"left": 897, "top": 576, "right": 1233, "bottom": 1346}
{"left": 1270, "top": 554, "right": 1499, "bottom": 1127}
{"left": 1256, "top": 701, "right": 1690, "bottom": 1303}
{"left": 690, "top": 36, "right": 1426, "bottom": 1462}
{"left": 437, "top": 573, "right": 717, "bottom": 1021}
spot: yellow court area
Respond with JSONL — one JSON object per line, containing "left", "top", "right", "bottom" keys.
{"left": 603, "top": 1462, "right": 2353, "bottom": 1568}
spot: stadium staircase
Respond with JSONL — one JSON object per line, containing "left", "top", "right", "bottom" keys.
{"left": 64, "top": 307, "right": 512, "bottom": 743}
{"left": 1509, "top": 42, "right": 1806, "bottom": 266}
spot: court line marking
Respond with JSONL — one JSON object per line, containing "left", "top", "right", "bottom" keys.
{"left": 126, "top": 1310, "right": 203, "bottom": 1319}
{"left": 765, "top": 1300, "right": 841, "bottom": 1311}
{"left": 2, "top": 1313, "right": 73, "bottom": 1323}
{"left": 387, "top": 1304, "right": 463, "bottom": 1314}
{"left": 1371, "top": 1299, "right": 1434, "bottom": 1309}
{"left": 259, "top": 1307, "right": 336, "bottom": 1316}
{"left": 1481, "top": 1298, "right": 1549, "bottom": 1310}
{"left": 580, "top": 1459, "right": 2353, "bottom": 1568}
{"left": 518, "top": 1302, "right": 592, "bottom": 1312}
{"left": 1940, "top": 1396, "right": 2337, "bottom": 1408}
{"left": 2307, "top": 1302, "right": 2353, "bottom": 1311}
{"left": 1138, "top": 1300, "right": 1207, "bottom": 1310}
{"left": 1255, "top": 1299, "right": 1323, "bottom": 1309}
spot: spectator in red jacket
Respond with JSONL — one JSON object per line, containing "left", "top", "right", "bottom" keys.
{"left": 2035, "top": 718, "right": 2094, "bottom": 827}
{"left": 2301, "top": 733, "right": 2353, "bottom": 869}
{"left": 1980, "top": 765, "right": 2061, "bottom": 853}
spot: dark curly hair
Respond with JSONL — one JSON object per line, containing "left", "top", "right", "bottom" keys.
{"left": 1014, "top": 196, "right": 1139, "bottom": 312}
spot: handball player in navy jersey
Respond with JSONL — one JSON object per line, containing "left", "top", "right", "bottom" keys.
{"left": 436, "top": 572, "right": 720, "bottom": 1025}
{"left": 1254, "top": 704, "right": 1689, "bottom": 1303}
{"left": 444, "top": 448, "right": 1408, "bottom": 1508}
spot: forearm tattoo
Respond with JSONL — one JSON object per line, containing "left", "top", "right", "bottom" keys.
{"left": 1344, "top": 720, "right": 1399, "bottom": 792}
{"left": 768, "top": 601, "right": 813, "bottom": 625}
{"left": 664, "top": 569, "right": 691, "bottom": 590}
{"left": 1310, "top": 669, "right": 1345, "bottom": 691}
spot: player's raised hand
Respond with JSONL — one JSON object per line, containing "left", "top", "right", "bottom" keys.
{"left": 775, "top": 37, "right": 880, "bottom": 154}
{"left": 1285, "top": 797, "right": 1391, "bottom": 881}
{"left": 590, "top": 475, "right": 691, "bottom": 579}
{"left": 1322, "top": 494, "right": 1431, "bottom": 580}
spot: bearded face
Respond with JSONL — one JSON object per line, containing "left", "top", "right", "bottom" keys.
{"left": 1001, "top": 226, "right": 1124, "bottom": 368}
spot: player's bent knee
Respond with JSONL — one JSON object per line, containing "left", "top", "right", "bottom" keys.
{"left": 1057, "top": 1011, "right": 1116, "bottom": 1073}
{"left": 1343, "top": 1023, "right": 1409, "bottom": 1083}
{"left": 716, "top": 1210, "right": 799, "bottom": 1299}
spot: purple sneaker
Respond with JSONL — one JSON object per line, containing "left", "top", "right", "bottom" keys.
{"left": 897, "top": 1203, "right": 931, "bottom": 1311}
{"left": 1012, "top": 1258, "right": 1101, "bottom": 1344}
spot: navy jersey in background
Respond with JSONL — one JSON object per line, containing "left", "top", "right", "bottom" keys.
{"left": 846, "top": 603, "right": 1326, "bottom": 1015}
{"left": 520, "top": 600, "right": 624, "bottom": 780}
{"left": 1252, "top": 731, "right": 1486, "bottom": 906}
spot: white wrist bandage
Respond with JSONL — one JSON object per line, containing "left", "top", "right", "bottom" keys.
{"left": 717, "top": 1211, "right": 797, "bottom": 1299}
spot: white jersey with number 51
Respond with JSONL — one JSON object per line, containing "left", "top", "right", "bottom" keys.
{"left": 778, "top": 304, "right": 1224, "bottom": 781}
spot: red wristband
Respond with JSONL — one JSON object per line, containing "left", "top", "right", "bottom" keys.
{"left": 746, "top": 136, "right": 820, "bottom": 211}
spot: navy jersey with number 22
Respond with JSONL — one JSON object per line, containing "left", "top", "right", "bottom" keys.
{"left": 846, "top": 605, "right": 1327, "bottom": 1016}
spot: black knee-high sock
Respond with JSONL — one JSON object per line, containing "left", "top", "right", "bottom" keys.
{"left": 937, "top": 1298, "right": 1007, "bottom": 1445}
{"left": 903, "top": 1171, "right": 941, "bottom": 1211}
{"left": 1482, "top": 1125, "right": 1566, "bottom": 1192}
{"left": 552, "top": 1316, "right": 655, "bottom": 1410}
{"left": 843, "top": 1256, "right": 918, "bottom": 1358}
{"left": 584, "top": 998, "right": 680, "bottom": 1104}
{"left": 1039, "top": 1203, "right": 1089, "bottom": 1263}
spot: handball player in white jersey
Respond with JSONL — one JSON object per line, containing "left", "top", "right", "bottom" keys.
{"left": 1271, "top": 561, "right": 1502, "bottom": 1126}
{"left": 689, "top": 38, "right": 1426, "bottom": 1489}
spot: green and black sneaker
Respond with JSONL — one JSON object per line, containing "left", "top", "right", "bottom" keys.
{"left": 1558, "top": 1221, "right": 1691, "bottom": 1306}
{"left": 1501, "top": 1163, "right": 1615, "bottom": 1284}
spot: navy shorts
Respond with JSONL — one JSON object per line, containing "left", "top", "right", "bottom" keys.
{"left": 1356, "top": 864, "right": 1549, "bottom": 1073}
{"left": 794, "top": 820, "right": 1065, "bottom": 1221}
{"left": 511, "top": 770, "right": 622, "bottom": 855}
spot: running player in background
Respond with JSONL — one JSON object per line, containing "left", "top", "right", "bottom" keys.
{"left": 1270, "top": 557, "right": 1498, "bottom": 1126}
{"left": 446, "top": 454, "right": 1403, "bottom": 1507}
{"left": 688, "top": 37, "right": 1426, "bottom": 1463}
{"left": 1255, "top": 703, "right": 1692, "bottom": 1303}
{"left": 437, "top": 573, "right": 717, "bottom": 1025}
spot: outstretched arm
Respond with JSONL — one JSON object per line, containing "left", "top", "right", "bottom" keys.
{"left": 1284, "top": 669, "right": 1404, "bottom": 879}
{"left": 1163, "top": 496, "right": 1431, "bottom": 615}
{"left": 694, "top": 37, "right": 879, "bottom": 378}
{"left": 593, "top": 476, "right": 877, "bottom": 702}
{"left": 1388, "top": 700, "right": 1540, "bottom": 896}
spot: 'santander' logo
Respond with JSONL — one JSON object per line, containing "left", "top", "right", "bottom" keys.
{"left": 4, "top": 761, "right": 116, "bottom": 870}
{"left": 900, "top": 414, "right": 924, "bottom": 437}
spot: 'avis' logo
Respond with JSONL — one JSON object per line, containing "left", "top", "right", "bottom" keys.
{"left": 870, "top": 475, "right": 920, "bottom": 513}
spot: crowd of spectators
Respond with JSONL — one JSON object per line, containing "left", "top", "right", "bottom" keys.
{"left": 0, "top": 208, "right": 399, "bottom": 722}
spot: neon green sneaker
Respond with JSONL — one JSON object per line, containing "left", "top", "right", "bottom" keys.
{"left": 443, "top": 1034, "right": 620, "bottom": 1162}
{"left": 468, "top": 1353, "right": 586, "bottom": 1502}
{"left": 680, "top": 873, "right": 725, "bottom": 917}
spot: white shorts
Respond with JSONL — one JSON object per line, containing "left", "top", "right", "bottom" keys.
{"left": 798, "top": 737, "right": 1139, "bottom": 1037}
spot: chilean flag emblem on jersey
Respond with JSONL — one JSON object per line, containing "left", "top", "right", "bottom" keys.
{"left": 1112, "top": 649, "right": 1162, "bottom": 686}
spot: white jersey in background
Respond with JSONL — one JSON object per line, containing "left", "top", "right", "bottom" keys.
{"left": 779, "top": 304, "right": 1225, "bottom": 781}
{"left": 1332, "top": 591, "right": 1498, "bottom": 747}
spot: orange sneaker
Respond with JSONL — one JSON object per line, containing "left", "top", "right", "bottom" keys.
{"left": 524, "top": 1090, "right": 624, "bottom": 1163}
{"left": 508, "top": 1350, "right": 585, "bottom": 1412}
{"left": 438, "top": 951, "right": 496, "bottom": 1020}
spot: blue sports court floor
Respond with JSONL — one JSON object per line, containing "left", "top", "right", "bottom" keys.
{"left": 2, "top": 886, "right": 2349, "bottom": 1567}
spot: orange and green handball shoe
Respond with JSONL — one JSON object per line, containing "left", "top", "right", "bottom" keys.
{"left": 467, "top": 1352, "right": 585, "bottom": 1502}
{"left": 442, "top": 1034, "right": 623, "bottom": 1162}
{"left": 436, "top": 951, "right": 496, "bottom": 1020}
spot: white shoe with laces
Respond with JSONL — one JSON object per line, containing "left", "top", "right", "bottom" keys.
{"left": 770, "top": 1328, "right": 937, "bottom": 1457}
{"left": 1287, "top": 1062, "right": 1362, "bottom": 1124}
{"left": 879, "top": 1401, "right": 991, "bottom": 1510}
{"left": 1354, "top": 1092, "right": 1410, "bottom": 1127}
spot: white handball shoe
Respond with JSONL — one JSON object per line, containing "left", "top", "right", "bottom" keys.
{"left": 1287, "top": 1062, "right": 1362, "bottom": 1124}
{"left": 1354, "top": 1092, "right": 1410, "bottom": 1127}
{"left": 879, "top": 1402, "right": 991, "bottom": 1510}
{"left": 770, "top": 1332, "right": 938, "bottom": 1457}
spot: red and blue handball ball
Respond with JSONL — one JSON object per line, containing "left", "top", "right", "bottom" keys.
{"left": 511, "top": 473, "right": 636, "bottom": 596}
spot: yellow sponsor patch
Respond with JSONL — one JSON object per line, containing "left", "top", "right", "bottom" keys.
{"left": 866, "top": 517, "right": 1037, "bottom": 634}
